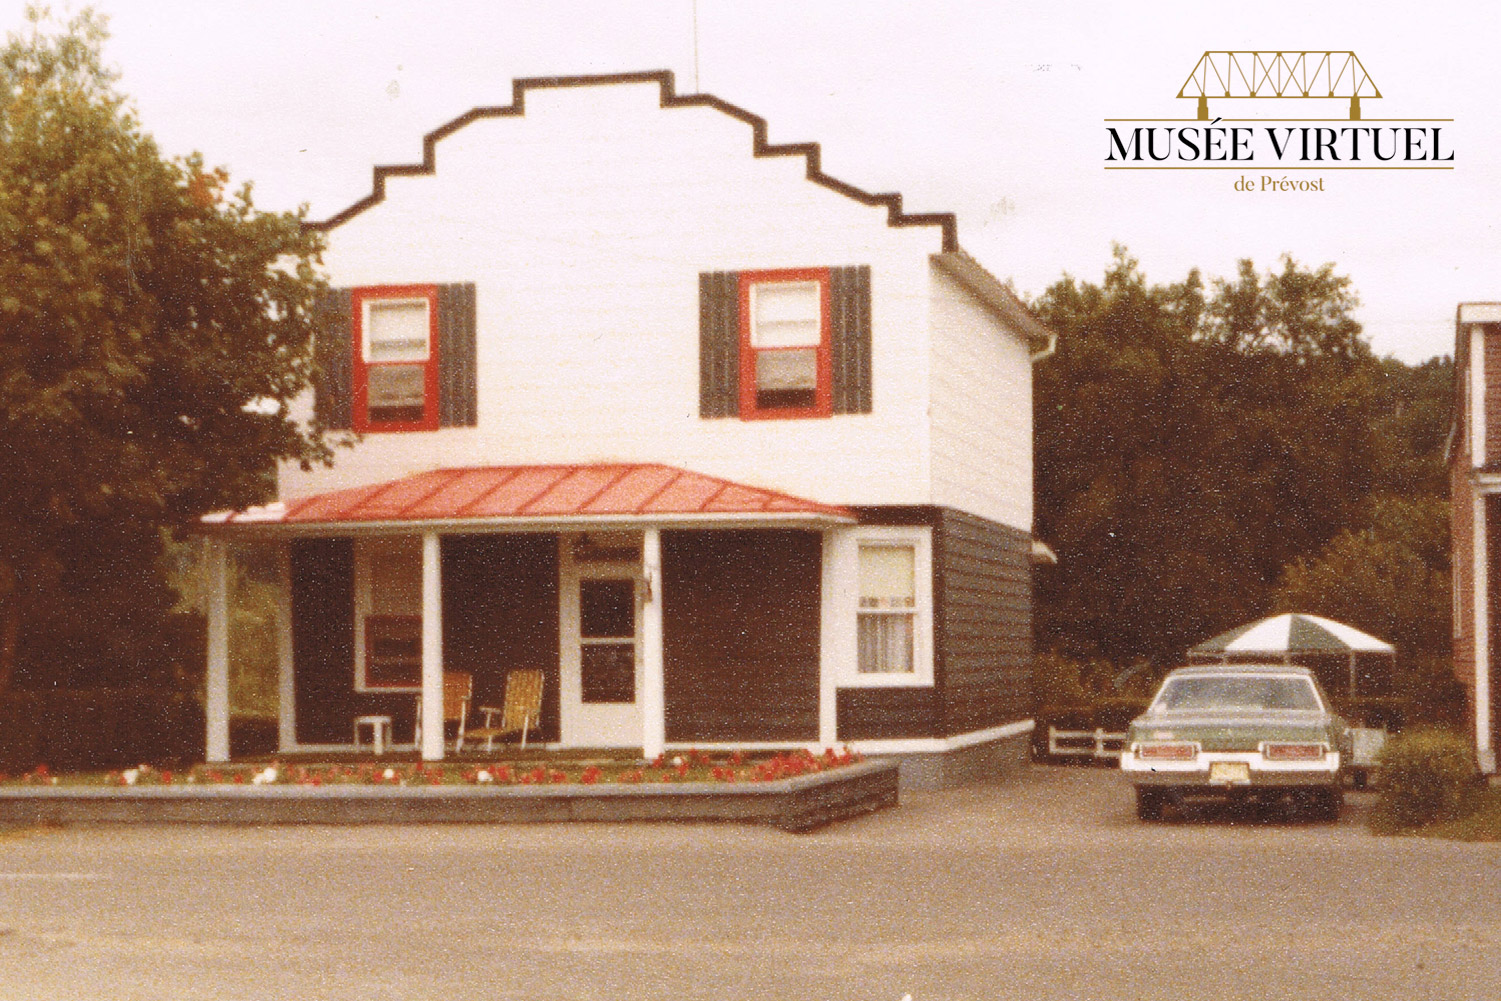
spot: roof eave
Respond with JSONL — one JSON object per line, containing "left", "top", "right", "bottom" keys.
{"left": 199, "top": 509, "right": 856, "bottom": 538}
{"left": 930, "top": 250, "right": 1056, "bottom": 357}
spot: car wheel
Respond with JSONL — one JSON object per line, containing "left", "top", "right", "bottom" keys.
{"left": 1135, "top": 788, "right": 1165, "bottom": 821}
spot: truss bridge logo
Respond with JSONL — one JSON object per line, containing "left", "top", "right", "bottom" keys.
{"left": 1105, "top": 51, "right": 1454, "bottom": 179}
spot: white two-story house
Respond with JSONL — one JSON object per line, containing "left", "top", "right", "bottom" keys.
{"left": 201, "top": 71, "right": 1054, "bottom": 787}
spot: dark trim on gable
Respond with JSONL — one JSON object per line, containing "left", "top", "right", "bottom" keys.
{"left": 308, "top": 70, "right": 958, "bottom": 252}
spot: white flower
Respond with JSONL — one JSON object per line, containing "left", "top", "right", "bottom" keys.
{"left": 671, "top": 756, "right": 684, "bottom": 767}
{"left": 252, "top": 766, "right": 278, "bottom": 785}
{"left": 122, "top": 769, "right": 139, "bottom": 786}
{"left": 476, "top": 769, "right": 493, "bottom": 784}
{"left": 382, "top": 768, "right": 396, "bottom": 781}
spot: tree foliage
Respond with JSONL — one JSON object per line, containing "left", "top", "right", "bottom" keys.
{"left": 1032, "top": 248, "right": 1450, "bottom": 670}
{"left": 1273, "top": 496, "right": 1450, "bottom": 668}
{"left": 0, "top": 9, "right": 329, "bottom": 688}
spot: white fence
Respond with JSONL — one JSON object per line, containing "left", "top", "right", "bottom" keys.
{"left": 1047, "top": 726, "right": 1126, "bottom": 761}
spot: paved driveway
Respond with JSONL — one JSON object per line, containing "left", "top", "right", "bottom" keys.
{"left": 0, "top": 764, "right": 1497, "bottom": 1000}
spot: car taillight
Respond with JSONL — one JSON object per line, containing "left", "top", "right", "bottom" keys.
{"left": 1137, "top": 741, "right": 1198, "bottom": 761}
{"left": 1263, "top": 742, "right": 1326, "bottom": 761}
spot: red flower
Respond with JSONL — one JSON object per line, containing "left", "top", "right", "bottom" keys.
{"left": 580, "top": 766, "right": 602, "bottom": 785}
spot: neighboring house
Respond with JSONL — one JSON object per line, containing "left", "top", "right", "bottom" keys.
{"left": 1451, "top": 302, "right": 1500, "bottom": 775}
{"left": 201, "top": 71, "right": 1054, "bottom": 787}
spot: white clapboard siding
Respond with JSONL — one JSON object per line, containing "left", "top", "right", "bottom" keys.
{"left": 927, "top": 266, "right": 1033, "bottom": 531}
{"left": 283, "top": 79, "right": 1026, "bottom": 516}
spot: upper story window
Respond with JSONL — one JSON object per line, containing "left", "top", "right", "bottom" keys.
{"left": 355, "top": 286, "right": 439, "bottom": 432}
{"left": 740, "top": 270, "right": 831, "bottom": 419}
{"left": 699, "top": 265, "right": 872, "bottom": 421}
{"left": 313, "top": 283, "right": 478, "bottom": 434}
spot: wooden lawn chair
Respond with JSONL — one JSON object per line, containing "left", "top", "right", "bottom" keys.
{"left": 468, "top": 669, "right": 545, "bottom": 751}
{"left": 414, "top": 671, "right": 472, "bottom": 751}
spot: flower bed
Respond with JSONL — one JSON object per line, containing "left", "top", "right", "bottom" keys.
{"left": 0, "top": 750, "right": 896, "bottom": 832}
{"left": 1, "top": 748, "right": 863, "bottom": 790}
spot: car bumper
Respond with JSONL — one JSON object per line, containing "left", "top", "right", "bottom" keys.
{"left": 1120, "top": 750, "right": 1341, "bottom": 788}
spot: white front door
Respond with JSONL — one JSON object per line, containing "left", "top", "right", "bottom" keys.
{"left": 559, "top": 534, "right": 643, "bottom": 747}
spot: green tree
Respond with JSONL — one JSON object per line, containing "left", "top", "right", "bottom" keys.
{"left": 1032, "top": 249, "right": 1399, "bottom": 668}
{"left": 1272, "top": 495, "right": 1451, "bottom": 665}
{"left": 0, "top": 9, "right": 329, "bottom": 689}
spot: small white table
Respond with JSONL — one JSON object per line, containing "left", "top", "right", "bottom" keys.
{"left": 353, "top": 715, "right": 393, "bottom": 755}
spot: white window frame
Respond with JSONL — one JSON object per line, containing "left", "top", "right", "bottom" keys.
{"left": 749, "top": 280, "right": 822, "bottom": 349}
{"left": 842, "top": 526, "right": 934, "bottom": 688}
{"left": 361, "top": 296, "right": 432, "bottom": 364}
{"left": 353, "top": 536, "right": 424, "bottom": 693}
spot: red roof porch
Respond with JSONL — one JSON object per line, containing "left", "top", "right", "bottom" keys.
{"left": 203, "top": 462, "right": 852, "bottom": 530}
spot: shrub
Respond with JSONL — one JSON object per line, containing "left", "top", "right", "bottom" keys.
{"left": 1369, "top": 727, "right": 1481, "bottom": 833}
{"left": 0, "top": 690, "right": 204, "bottom": 773}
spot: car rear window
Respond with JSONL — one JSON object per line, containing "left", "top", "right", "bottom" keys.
{"left": 1153, "top": 675, "right": 1322, "bottom": 711}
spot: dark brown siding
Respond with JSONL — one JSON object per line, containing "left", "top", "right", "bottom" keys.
{"left": 441, "top": 535, "right": 560, "bottom": 743}
{"left": 437, "top": 282, "right": 478, "bottom": 428}
{"left": 837, "top": 507, "right": 1032, "bottom": 741}
{"left": 829, "top": 265, "right": 872, "bottom": 415}
{"left": 291, "top": 534, "right": 559, "bottom": 745}
{"left": 288, "top": 538, "right": 422, "bottom": 743}
{"left": 663, "top": 530, "right": 821, "bottom": 742}
{"left": 837, "top": 688, "right": 940, "bottom": 739}
{"left": 699, "top": 272, "right": 740, "bottom": 418}
{"left": 313, "top": 288, "right": 353, "bottom": 430}
{"left": 935, "top": 510, "right": 1033, "bottom": 732}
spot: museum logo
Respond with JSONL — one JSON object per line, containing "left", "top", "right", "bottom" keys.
{"left": 1104, "top": 51, "right": 1454, "bottom": 174}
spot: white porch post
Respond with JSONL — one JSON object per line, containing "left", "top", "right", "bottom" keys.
{"left": 420, "top": 531, "right": 444, "bottom": 761}
{"left": 1475, "top": 493, "right": 1494, "bottom": 773}
{"left": 204, "top": 538, "right": 231, "bottom": 763}
{"left": 818, "top": 529, "right": 851, "bottom": 749}
{"left": 641, "top": 528, "right": 665, "bottom": 761}
{"left": 275, "top": 543, "right": 297, "bottom": 753}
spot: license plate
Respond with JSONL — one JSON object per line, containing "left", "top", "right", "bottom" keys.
{"left": 1209, "top": 761, "right": 1251, "bottom": 785}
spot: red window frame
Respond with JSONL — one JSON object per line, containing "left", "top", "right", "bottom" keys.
{"left": 351, "top": 284, "right": 440, "bottom": 433}
{"left": 737, "top": 268, "right": 832, "bottom": 420}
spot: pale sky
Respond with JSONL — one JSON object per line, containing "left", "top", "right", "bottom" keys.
{"left": 7, "top": 0, "right": 1497, "bottom": 363}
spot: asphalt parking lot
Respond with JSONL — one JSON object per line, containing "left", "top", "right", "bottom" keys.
{"left": 0, "top": 763, "right": 1497, "bottom": 1001}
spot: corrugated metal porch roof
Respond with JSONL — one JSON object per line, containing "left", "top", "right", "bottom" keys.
{"left": 202, "top": 463, "right": 854, "bottom": 531}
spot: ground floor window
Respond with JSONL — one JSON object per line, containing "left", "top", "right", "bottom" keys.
{"left": 353, "top": 536, "right": 423, "bottom": 692}
{"left": 844, "top": 526, "right": 933, "bottom": 687}
{"left": 858, "top": 543, "right": 916, "bottom": 674}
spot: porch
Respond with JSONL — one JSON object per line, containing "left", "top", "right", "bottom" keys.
{"left": 200, "top": 464, "right": 857, "bottom": 764}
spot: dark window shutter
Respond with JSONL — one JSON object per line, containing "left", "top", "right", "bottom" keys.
{"left": 313, "top": 287, "right": 353, "bottom": 430}
{"left": 437, "top": 282, "right": 478, "bottom": 427}
{"left": 830, "top": 265, "right": 872, "bottom": 415}
{"left": 699, "top": 271, "right": 740, "bottom": 418}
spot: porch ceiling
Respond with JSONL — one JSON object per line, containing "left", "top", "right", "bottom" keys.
{"left": 201, "top": 463, "right": 855, "bottom": 534}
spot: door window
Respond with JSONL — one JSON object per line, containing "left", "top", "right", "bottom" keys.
{"left": 579, "top": 579, "right": 636, "bottom": 703}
